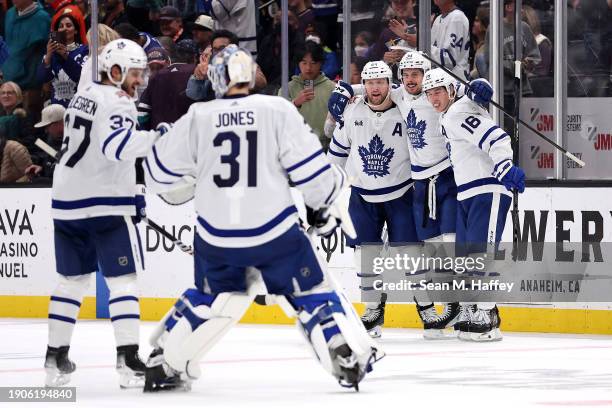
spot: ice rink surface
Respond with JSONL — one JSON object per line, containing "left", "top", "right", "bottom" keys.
{"left": 1, "top": 319, "right": 611, "bottom": 408}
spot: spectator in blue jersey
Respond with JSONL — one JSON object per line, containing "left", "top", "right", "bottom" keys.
{"left": 37, "top": 14, "right": 89, "bottom": 108}
{"left": 114, "top": 23, "right": 163, "bottom": 53}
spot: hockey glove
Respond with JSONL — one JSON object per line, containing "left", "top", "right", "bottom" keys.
{"left": 466, "top": 78, "right": 493, "bottom": 106}
{"left": 498, "top": 165, "right": 526, "bottom": 193}
{"left": 155, "top": 122, "right": 172, "bottom": 136}
{"left": 135, "top": 184, "right": 147, "bottom": 223}
{"left": 312, "top": 207, "right": 339, "bottom": 238}
{"left": 328, "top": 80, "right": 354, "bottom": 127}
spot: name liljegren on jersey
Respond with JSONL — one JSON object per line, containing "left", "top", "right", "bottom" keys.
{"left": 68, "top": 95, "right": 98, "bottom": 116}
{"left": 358, "top": 135, "right": 394, "bottom": 178}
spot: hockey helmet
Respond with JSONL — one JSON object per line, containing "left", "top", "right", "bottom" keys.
{"left": 422, "top": 68, "right": 456, "bottom": 97}
{"left": 99, "top": 39, "right": 147, "bottom": 87}
{"left": 397, "top": 51, "right": 431, "bottom": 78}
{"left": 208, "top": 44, "right": 256, "bottom": 98}
{"left": 360, "top": 60, "right": 393, "bottom": 85}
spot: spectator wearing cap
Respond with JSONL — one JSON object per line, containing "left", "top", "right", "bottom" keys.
{"left": 46, "top": 0, "right": 88, "bottom": 45}
{"left": 2, "top": 0, "right": 50, "bottom": 119}
{"left": 24, "top": 104, "right": 65, "bottom": 180}
{"left": 37, "top": 13, "right": 89, "bottom": 108}
{"left": 147, "top": 48, "right": 171, "bottom": 79}
{"left": 137, "top": 40, "right": 197, "bottom": 129}
{"left": 203, "top": 0, "right": 257, "bottom": 56}
{"left": 102, "top": 0, "right": 130, "bottom": 29}
{"left": 192, "top": 14, "right": 214, "bottom": 54}
{"left": 158, "top": 6, "right": 191, "bottom": 43}
{"left": 186, "top": 29, "right": 267, "bottom": 101}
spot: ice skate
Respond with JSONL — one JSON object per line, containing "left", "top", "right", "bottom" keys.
{"left": 44, "top": 346, "right": 76, "bottom": 387}
{"left": 415, "top": 301, "right": 461, "bottom": 339}
{"left": 116, "top": 345, "right": 146, "bottom": 388}
{"left": 457, "top": 306, "right": 503, "bottom": 342}
{"left": 361, "top": 303, "right": 385, "bottom": 338}
{"left": 143, "top": 348, "right": 191, "bottom": 392}
{"left": 331, "top": 343, "right": 377, "bottom": 391}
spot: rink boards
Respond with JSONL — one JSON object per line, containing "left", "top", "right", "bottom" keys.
{"left": 1, "top": 187, "right": 612, "bottom": 334}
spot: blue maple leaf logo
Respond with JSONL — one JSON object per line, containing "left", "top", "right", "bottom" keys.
{"left": 406, "top": 109, "right": 428, "bottom": 150}
{"left": 358, "top": 135, "right": 394, "bottom": 178}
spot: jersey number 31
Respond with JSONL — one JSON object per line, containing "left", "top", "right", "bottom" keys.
{"left": 213, "top": 130, "right": 258, "bottom": 188}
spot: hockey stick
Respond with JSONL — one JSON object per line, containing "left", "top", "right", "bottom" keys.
{"left": 34, "top": 138, "right": 194, "bottom": 256}
{"left": 511, "top": 2, "right": 522, "bottom": 260}
{"left": 416, "top": 51, "right": 586, "bottom": 168}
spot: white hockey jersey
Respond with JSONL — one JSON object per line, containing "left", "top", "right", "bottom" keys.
{"left": 389, "top": 87, "right": 450, "bottom": 179}
{"left": 440, "top": 96, "right": 513, "bottom": 201}
{"left": 144, "top": 94, "right": 339, "bottom": 248}
{"left": 52, "top": 83, "right": 161, "bottom": 220}
{"left": 329, "top": 97, "right": 412, "bottom": 203}
{"left": 431, "top": 8, "right": 471, "bottom": 81}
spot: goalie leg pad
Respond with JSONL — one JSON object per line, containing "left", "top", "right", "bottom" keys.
{"left": 288, "top": 288, "right": 382, "bottom": 389}
{"left": 157, "top": 288, "right": 254, "bottom": 379}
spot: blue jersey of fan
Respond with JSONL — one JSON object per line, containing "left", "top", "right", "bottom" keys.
{"left": 440, "top": 96, "right": 513, "bottom": 201}
{"left": 52, "top": 82, "right": 161, "bottom": 220}
{"left": 328, "top": 97, "right": 412, "bottom": 203}
{"left": 144, "top": 94, "right": 341, "bottom": 248}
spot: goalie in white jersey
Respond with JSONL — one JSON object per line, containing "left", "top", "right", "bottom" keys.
{"left": 142, "top": 45, "right": 382, "bottom": 392}
{"left": 423, "top": 68, "right": 526, "bottom": 341}
{"left": 328, "top": 61, "right": 417, "bottom": 338}
{"left": 45, "top": 39, "right": 168, "bottom": 388}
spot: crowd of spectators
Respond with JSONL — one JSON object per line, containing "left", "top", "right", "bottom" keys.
{"left": 0, "top": 0, "right": 610, "bottom": 185}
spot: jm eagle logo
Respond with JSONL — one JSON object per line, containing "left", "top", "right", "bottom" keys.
{"left": 406, "top": 109, "right": 427, "bottom": 149}
{"left": 358, "top": 135, "right": 394, "bottom": 178}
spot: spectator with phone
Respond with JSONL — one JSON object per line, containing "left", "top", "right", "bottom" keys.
{"left": 280, "top": 41, "right": 335, "bottom": 150}
{"left": 37, "top": 14, "right": 89, "bottom": 108}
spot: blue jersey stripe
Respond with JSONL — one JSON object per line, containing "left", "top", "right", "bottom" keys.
{"left": 292, "top": 164, "right": 331, "bottom": 186}
{"left": 102, "top": 128, "right": 128, "bottom": 156}
{"left": 457, "top": 177, "right": 500, "bottom": 193}
{"left": 332, "top": 137, "right": 349, "bottom": 150}
{"left": 52, "top": 196, "right": 135, "bottom": 210}
{"left": 115, "top": 130, "right": 133, "bottom": 160}
{"left": 152, "top": 145, "right": 184, "bottom": 178}
{"left": 50, "top": 296, "right": 81, "bottom": 307}
{"left": 108, "top": 295, "right": 139, "bottom": 305}
{"left": 478, "top": 125, "right": 500, "bottom": 149}
{"left": 110, "top": 314, "right": 140, "bottom": 322}
{"left": 285, "top": 149, "right": 323, "bottom": 172}
{"left": 197, "top": 205, "right": 297, "bottom": 238}
{"left": 489, "top": 133, "right": 509, "bottom": 147}
{"left": 328, "top": 149, "right": 348, "bottom": 158}
{"left": 48, "top": 314, "right": 76, "bottom": 324}
{"left": 143, "top": 158, "right": 175, "bottom": 185}
{"left": 493, "top": 159, "right": 512, "bottom": 173}
{"left": 352, "top": 178, "right": 413, "bottom": 196}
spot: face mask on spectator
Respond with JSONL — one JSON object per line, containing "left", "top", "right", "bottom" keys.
{"left": 354, "top": 46, "right": 369, "bottom": 57}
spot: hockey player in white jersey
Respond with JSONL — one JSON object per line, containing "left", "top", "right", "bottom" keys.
{"left": 422, "top": 68, "right": 526, "bottom": 341}
{"left": 142, "top": 45, "right": 382, "bottom": 392}
{"left": 327, "top": 61, "right": 417, "bottom": 338}
{"left": 45, "top": 39, "right": 168, "bottom": 388}
{"left": 327, "top": 52, "right": 494, "bottom": 339}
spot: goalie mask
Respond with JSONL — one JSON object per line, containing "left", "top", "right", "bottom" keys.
{"left": 208, "top": 44, "right": 257, "bottom": 98}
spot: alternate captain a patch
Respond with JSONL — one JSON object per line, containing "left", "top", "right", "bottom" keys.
{"left": 406, "top": 109, "right": 427, "bottom": 150}
{"left": 358, "top": 135, "right": 394, "bottom": 178}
